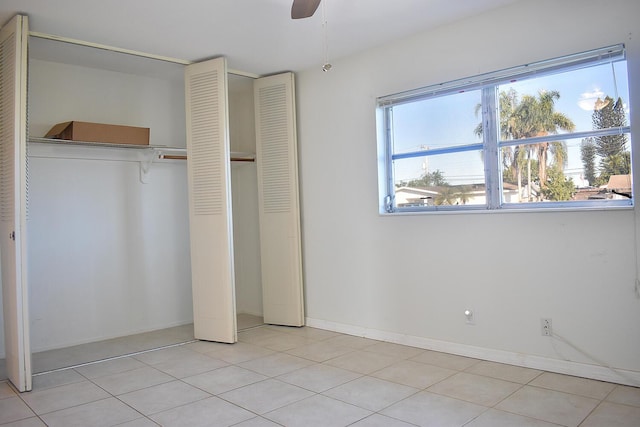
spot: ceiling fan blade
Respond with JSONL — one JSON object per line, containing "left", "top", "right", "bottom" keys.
{"left": 291, "top": 0, "right": 322, "bottom": 19}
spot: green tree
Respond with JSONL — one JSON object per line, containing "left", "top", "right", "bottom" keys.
{"left": 601, "top": 152, "right": 631, "bottom": 183}
{"left": 475, "top": 89, "right": 521, "bottom": 185}
{"left": 515, "top": 91, "right": 574, "bottom": 197}
{"left": 435, "top": 185, "right": 457, "bottom": 205}
{"left": 592, "top": 96, "right": 630, "bottom": 183}
{"left": 580, "top": 137, "right": 597, "bottom": 186}
{"left": 541, "top": 165, "right": 575, "bottom": 201}
{"left": 405, "top": 169, "right": 447, "bottom": 188}
{"left": 455, "top": 186, "right": 473, "bottom": 205}
{"left": 475, "top": 89, "right": 574, "bottom": 201}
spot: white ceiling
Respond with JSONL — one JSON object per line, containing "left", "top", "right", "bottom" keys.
{"left": 1, "top": 0, "right": 520, "bottom": 75}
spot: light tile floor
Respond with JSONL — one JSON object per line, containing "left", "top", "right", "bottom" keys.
{"left": 29, "top": 324, "right": 197, "bottom": 375}
{"left": 7, "top": 314, "right": 264, "bottom": 376}
{"left": 1, "top": 325, "right": 639, "bottom": 426}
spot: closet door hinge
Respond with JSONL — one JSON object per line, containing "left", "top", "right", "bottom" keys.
{"left": 9, "top": 231, "right": 15, "bottom": 241}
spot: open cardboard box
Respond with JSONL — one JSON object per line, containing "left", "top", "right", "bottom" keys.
{"left": 45, "top": 121, "right": 150, "bottom": 145}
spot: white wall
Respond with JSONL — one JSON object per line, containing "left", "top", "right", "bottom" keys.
{"left": 27, "top": 150, "right": 192, "bottom": 352}
{"left": 21, "top": 56, "right": 192, "bottom": 353}
{"left": 296, "top": 0, "right": 640, "bottom": 385}
{"left": 27, "top": 58, "right": 186, "bottom": 147}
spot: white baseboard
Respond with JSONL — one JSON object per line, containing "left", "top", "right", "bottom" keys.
{"left": 306, "top": 317, "right": 640, "bottom": 387}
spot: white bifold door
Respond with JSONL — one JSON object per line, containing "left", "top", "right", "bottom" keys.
{"left": 185, "top": 57, "right": 237, "bottom": 343}
{"left": 185, "top": 59, "right": 304, "bottom": 343}
{"left": 0, "top": 14, "right": 31, "bottom": 392}
{"left": 254, "top": 73, "right": 304, "bottom": 327}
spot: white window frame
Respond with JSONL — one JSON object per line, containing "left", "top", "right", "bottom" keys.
{"left": 377, "top": 44, "right": 631, "bottom": 214}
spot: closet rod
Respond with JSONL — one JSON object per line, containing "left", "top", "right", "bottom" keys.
{"left": 159, "top": 154, "right": 255, "bottom": 163}
{"left": 29, "top": 31, "right": 261, "bottom": 79}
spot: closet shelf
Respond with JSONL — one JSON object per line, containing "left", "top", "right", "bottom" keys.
{"left": 29, "top": 137, "right": 186, "bottom": 151}
{"left": 29, "top": 138, "right": 255, "bottom": 162}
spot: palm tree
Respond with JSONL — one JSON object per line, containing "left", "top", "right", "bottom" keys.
{"left": 530, "top": 90, "right": 574, "bottom": 193}
{"left": 475, "top": 89, "right": 527, "bottom": 200}
{"left": 475, "top": 89, "right": 574, "bottom": 201}
{"left": 435, "top": 185, "right": 457, "bottom": 205}
{"left": 455, "top": 186, "right": 473, "bottom": 205}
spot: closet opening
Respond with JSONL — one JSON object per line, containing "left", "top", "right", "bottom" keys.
{"left": 25, "top": 35, "right": 195, "bottom": 375}
{"left": 2, "top": 24, "right": 302, "bottom": 384}
{"left": 228, "top": 74, "right": 264, "bottom": 332}
{"left": 8, "top": 34, "right": 269, "bottom": 377}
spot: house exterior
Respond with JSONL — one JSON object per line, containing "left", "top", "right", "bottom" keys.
{"left": 395, "top": 183, "right": 519, "bottom": 207}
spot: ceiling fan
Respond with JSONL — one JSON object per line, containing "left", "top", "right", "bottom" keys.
{"left": 291, "top": 0, "right": 322, "bottom": 19}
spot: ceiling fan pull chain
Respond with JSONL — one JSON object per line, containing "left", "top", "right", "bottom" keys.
{"left": 321, "top": 0, "right": 332, "bottom": 72}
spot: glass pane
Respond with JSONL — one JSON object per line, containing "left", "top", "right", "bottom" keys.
{"left": 498, "top": 61, "right": 629, "bottom": 140}
{"left": 500, "top": 135, "right": 632, "bottom": 204}
{"left": 393, "top": 151, "right": 486, "bottom": 207}
{"left": 390, "top": 90, "right": 482, "bottom": 155}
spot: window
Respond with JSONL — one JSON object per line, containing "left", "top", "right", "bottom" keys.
{"left": 377, "top": 45, "right": 632, "bottom": 213}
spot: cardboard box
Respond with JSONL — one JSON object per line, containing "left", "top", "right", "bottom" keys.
{"left": 45, "top": 121, "right": 150, "bottom": 146}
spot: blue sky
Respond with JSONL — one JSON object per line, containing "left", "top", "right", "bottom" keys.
{"left": 391, "top": 60, "right": 630, "bottom": 187}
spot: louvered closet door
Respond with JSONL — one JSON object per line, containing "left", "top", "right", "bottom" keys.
{"left": 185, "top": 57, "right": 236, "bottom": 343}
{"left": 0, "top": 15, "right": 31, "bottom": 391}
{"left": 255, "top": 73, "right": 304, "bottom": 326}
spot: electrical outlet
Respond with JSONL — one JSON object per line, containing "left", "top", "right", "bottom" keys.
{"left": 541, "top": 318, "right": 552, "bottom": 336}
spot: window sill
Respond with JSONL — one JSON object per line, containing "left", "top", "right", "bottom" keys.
{"left": 380, "top": 203, "right": 634, "bottom": 216}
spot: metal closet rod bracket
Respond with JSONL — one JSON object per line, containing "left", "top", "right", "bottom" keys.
{"left": 139, "top": 149, "right": 155, "bottom": 184}
{"left": 139, "top": 147, "right": 187, "bottom": 183}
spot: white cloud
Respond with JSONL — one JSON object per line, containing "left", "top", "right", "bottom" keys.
{"left": 577, "top": 88, "right": 606, "bottom": 111}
